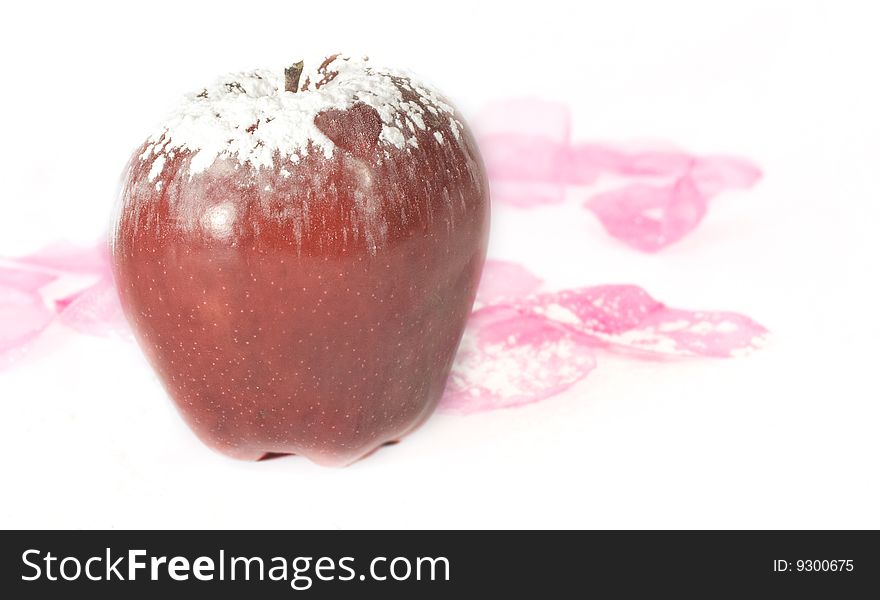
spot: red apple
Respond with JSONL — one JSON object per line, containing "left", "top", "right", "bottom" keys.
{"left": 112, "top": 56, "right": 489, "bottom": 465}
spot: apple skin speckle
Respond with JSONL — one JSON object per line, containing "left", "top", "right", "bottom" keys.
{"left": 112, "top": 71, "right": 489, "bottom": 466}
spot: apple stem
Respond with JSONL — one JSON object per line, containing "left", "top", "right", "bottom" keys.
{"left": 285, "top": 61, "right": 304, "bottom": 93}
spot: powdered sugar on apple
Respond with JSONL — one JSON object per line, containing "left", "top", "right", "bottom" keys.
{"left": 140, "top": 56, "right": 462, "bottom": 178}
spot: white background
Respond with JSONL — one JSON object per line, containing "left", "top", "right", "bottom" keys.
{"left": 1, "top": 0, "right": 878, "bottom": 528}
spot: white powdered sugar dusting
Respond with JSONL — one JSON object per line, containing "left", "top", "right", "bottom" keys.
{"left": 147, "top": 154, "right": 166, "bottom": 182}
{"left": 453, "top": 337, "right": 593, "bottom": 402}
{"left": 140, "top": 56, "right": 462, "bottom": 177}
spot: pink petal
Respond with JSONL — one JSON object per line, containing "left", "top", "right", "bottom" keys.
{"left": 476, "top": 260, "right": 543, "bottom": 306}
{"left": 690, "top": 155, "right": 762, "bottom": 196}
{"left": 616, "top": 307, "right": 769, "bottom": 358}
{"left": 440, "top": 306, "right": 596, "bottom": 414}
{"left": 528, "top": 285, "right": 663, "bottom": 334}
{"left": 0, "top": 265, "right": 56, "bottom": 292}
{"left": 567, "top": 144, "right": 695, "bottom": 179}
{"left": 480, "top": 133, "right": 570, "bottom": 183}
{"left": 16, "top": 241, "right": 110, "bottom": 275}
{"left": 586, "top": 175, "right": 707, "bottom": 252}
{"left": 477, "top": 100, "right": 575, "bottom": 207}
{"left": 475, "top": 99, "right": 762, "bottom": 251}
{"left": 0, "top": 284, "right": 55, "bottom": 366}
{"left": 525, "top": 285, "right": 769, "bottom": 358}
{"left": 57, "top": 277, "right": 129, "bottom": 338}
{"left": 614, "top": 149, "right": 695, "bottom": 178}
{"left": 490, "top": 180, "right": 567, "bottom": 208}
{"left": 563, "top": 143, "right": 621, "bottom": 184}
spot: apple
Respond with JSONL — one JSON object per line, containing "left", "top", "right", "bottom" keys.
{"left": 112, "top": 56, "right": 489, "bottom": 465}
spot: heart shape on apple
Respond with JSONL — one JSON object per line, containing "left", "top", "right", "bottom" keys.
{"left": 112, "top": 55, "right": 489, "bottom": 465}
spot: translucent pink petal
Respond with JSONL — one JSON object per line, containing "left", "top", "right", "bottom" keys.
{"left": 477, "top": 99, "right": 575, "bottom": 207}
{"left": 489, "top": 180, "right": 567, "bottom": 208}
{"left": 0, "top": 265, "right": 56, "bottom": 292}
{"left": 563, "top": 143, "right": 622, "bottom": 184}
{"left": 614, "top": 149, "right": 695, "bottom": 178}
{"left": 0, "top": 240, "right": 124, "bottom": 358}
{"left": 586, "top": 175, "right": 707, "bottom": 252}
{"left": 56, "top": 277, "right": 129, "bottom": 338}
{"left": 525, "top": 285, "right": 769, "bottom": 358}
{"left": 612, "top": 307, "right": 769, "bottom": 358}
{"left": 527, "top": 285, "right": 663, "bottom": 334}
{"left": 16, "top": 241, "right": 110, "bottom": 275}
{"left": 0, "top": 284, "right": 55, "bottom": 366}
{"left": 476, "top": 260, "right": 543, "bottom": 306}
{"left": 480, "top": 133, "right": 570, "bottom": 183}
{"left": 440, "top": 306, "right": 596, "bottom": 414}
{"left": 476, "top": 99, "right": 762, "bottom": 250}
{"left": 690, "top": 155, "right": 762, "bottom": 196}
